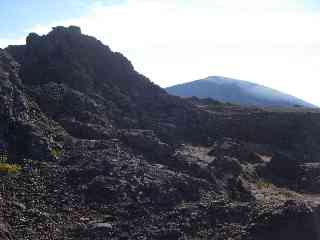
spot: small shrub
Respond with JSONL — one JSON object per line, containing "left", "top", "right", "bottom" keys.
{"left": 256, "top": 180, "right": 273, "bottom": 190}
{"left": 0, "top": 153, "right": 8, "bottom": 163}
{"left": 0, "top": 163, "right": 21, "bottom": 174}
{"left": 51, "top": 147, "right": 62, "bottom": 159}
{"left": 277, "top": 189, "right": 295, "bottom": 199}
{"left": 207, "top": 102, "right": 224, "bottom": 110}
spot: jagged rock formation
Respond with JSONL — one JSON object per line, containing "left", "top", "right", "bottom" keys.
{"left": 0, "top": 26, "right": 320, "bottom": 239}
{"left": 6, "top": 26, "right": 209, "bottom": 144}
{"left": 0, "top": 49, "right": 66, "bottom": 162}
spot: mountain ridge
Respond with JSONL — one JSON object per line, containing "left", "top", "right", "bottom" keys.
{"left": 166, "top": 76, "right": 316, "bottom": 108}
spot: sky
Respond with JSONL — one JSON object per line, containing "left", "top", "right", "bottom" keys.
{"left": 1, "top": 0, "right": 320, "bottom": 106}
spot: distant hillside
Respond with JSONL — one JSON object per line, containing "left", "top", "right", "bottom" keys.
{"left": 166, "top": 76, "right": 315, "bottom": 108}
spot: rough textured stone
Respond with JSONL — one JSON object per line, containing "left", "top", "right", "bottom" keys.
{"left": 0, "top": 27, "right": 320, "bottom": 239}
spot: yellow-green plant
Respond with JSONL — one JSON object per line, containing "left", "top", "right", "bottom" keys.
{"left": 256, "top": 180, "right": 273, "bottom": 190}
{"left": 0, "top": 163, "right": 21, "bottom": 174}
{"left": 51, "top": 147, "right": 62, "bottom": 159}
{"left": 0, "top": 153, "right": 8, "bottom": 163}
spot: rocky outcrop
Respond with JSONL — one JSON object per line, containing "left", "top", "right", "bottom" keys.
{"left": 0, "top": 221, "right": 13, "bottom": 240}
{"left": 7, "top": 26, "right": 212, "bottom": 146}
{"left": 297, "top": 163, "right": 320, "bottom": 193}
{"left": 250, "top": 200, "right": 320, "bottom": 240}
{"left": 1, "top": 27, "right": 320, "bottom": 239}
{"left": 120, "top": 129, "right": 174, "bottom": 160}
{"left": 0, "top": 49, "right": 66, "bottom": 162}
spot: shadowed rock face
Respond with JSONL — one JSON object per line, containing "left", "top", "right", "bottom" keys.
{"left": 7, "top": 26, "right": 212, "bottom": 144}
{"left": 1, "top": 27, "right": 320, "bottom": 239}
{"left": 0, "top": 49, "right": 65, "bottom": 162}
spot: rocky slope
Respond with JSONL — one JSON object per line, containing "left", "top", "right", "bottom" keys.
{"left": 166, "top": 76, "right": 315, "bottom": 108}
{"left": 0, "top": 26, "right": 320, "bottom": 239}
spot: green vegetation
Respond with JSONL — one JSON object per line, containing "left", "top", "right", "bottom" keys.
{"left": 51, "top": 147, "right": 62, "bottom": 159}
{"left": 256, "top": 180, "right": 273, "bottom": 190}
{"left": 0, "top": 153, "right": 8, "bottom": 163}
{"left": 0, "top": 150, "right": 21, "bottom": 174}
{"left": 279, "top": 189, "right": 295, "bottom": 198}
{"left": 207, "top": 101, "right": 235, "bottom": 111}
{"left": 0, "top": 163, "right": 21, "bottom": 174}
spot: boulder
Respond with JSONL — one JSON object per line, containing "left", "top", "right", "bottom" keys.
{"left": 250, "top": 200, "right": 320, "bottom": 240}
{"left": 89, "top": 222, "right": 112, "bottom": 230}
{"left": 268, "top": 151, "right": 300, "bottom": 179}
{"left": 0, "top": 222, "right": 13, "bottom": 240}
{"left": 84, "top": 175, "right": 119, "bottom": 202}
{"left": 297, "top": 163, "right": 320, "bottom": 193}
{"left": 208, "top": 139, "right": 264, "bottom": 164}
{"left": 120, "top": 129, "right": 173, "bottom": 160}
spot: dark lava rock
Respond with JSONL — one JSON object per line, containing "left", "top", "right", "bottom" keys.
{"left": 120, "top": 129, "right": 174, "bottom": 160}
{"left": 6, "top": 26, "right": 214, "bottom": 146}
{"left": 0, "top": 49, "right": 65, "bottom": 162}
{"left": 213, "top": 156, "right": 243, "bottom": 176}
{"left": 0, "top": 221, "right": 13, "bottom": 240}
{"left": 268, "top": 151, "right": 301, "bottom": 179}
{"left": 297, "top": 163, "right": 320, "bottom": 193}
{"left": 250, "top": 200, "right": 320, "bottom": 240}
{"left": 84, "top": 175, "right": 119, "bottom": 202}
{"left": 208, "top": 138, "right": 265, "bottom": 164}
{"left": 76, "top": 222, "right": 113, "bottom": 240}
{"left": 1, "top": 27, "right": 320, "bottom": 240}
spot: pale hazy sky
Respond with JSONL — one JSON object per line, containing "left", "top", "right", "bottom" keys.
{"left": 1, "top": 0, "right": 320, "bottom": 106}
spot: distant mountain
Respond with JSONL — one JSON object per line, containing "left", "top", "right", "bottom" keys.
{"left": 166, "top": 76, "right": 315, "bottom": 108}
